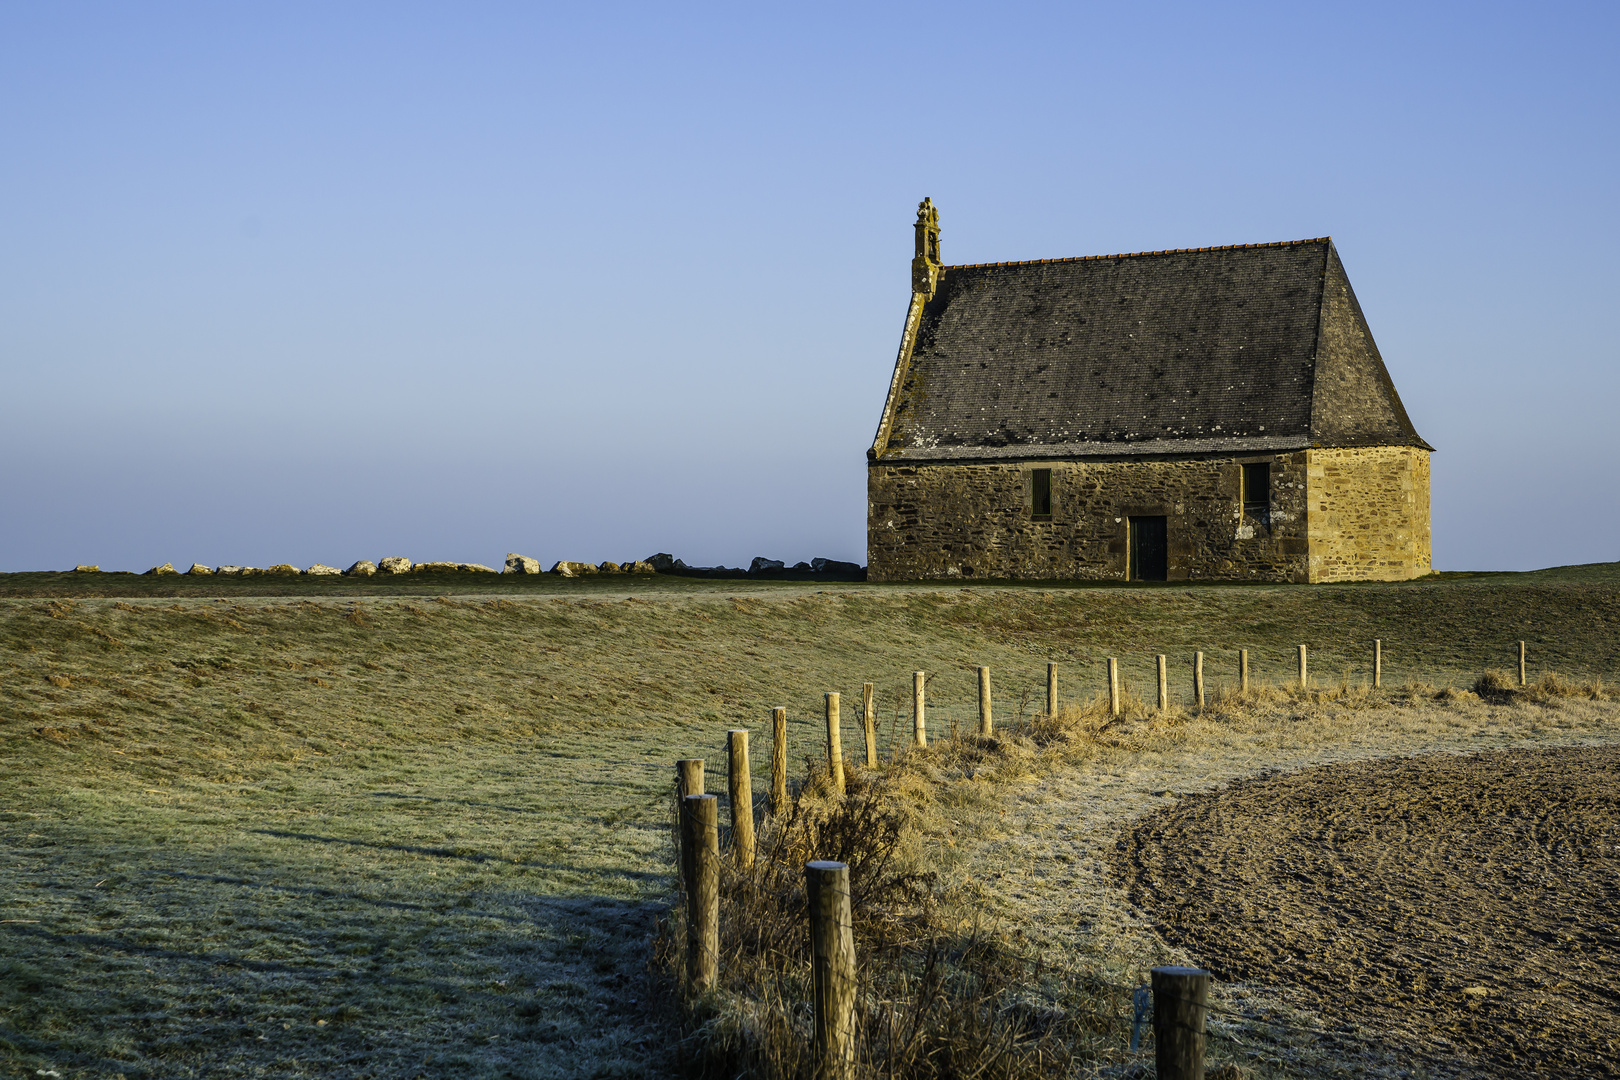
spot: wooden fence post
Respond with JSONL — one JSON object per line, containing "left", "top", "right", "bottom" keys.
{"left": 807, "top": 860, "right": 856, "bottom": 1079}
{"left": 1374, "top": 639, "right": 1382, "bottom": 689}
{"left": 1047, "top": 662, "right": 1058, "bottom": 716}
{"left": 913, "top": 671, "right": 926, "bottom": 747}
{"left": 862, "top": 682, "right": 876, "bottom": 766}
{"left": 1194, "top": 651, "right": 1205, "bottom": 711}
{"left": 1108, "top": 658, "right": 1120, "bottom": 716}
{"left": 1156, "top": 655, "right": 1168, "bottom": 711}
{"left": 1151, "top": 965, "right": 1210, "bottom": 1080}
{"left": 978, "top": 666, "right": 993, "bottom": 736}
{"left": 676, "top": 759, "right": 704, "bottom": 801}
{"left": 1239, "top": 649, "right": 1249, "bottom": 693}
{"left": 1519, "top": 640, "right": 1527, "bottom": 687}
{"left": 771, "top": 708, "right": 787, "bottom": 816}
{"left": 727, "top": 729, "right": 754, "bottom": 868}
{"left": 825, "top": 692, "right": 844, "bottom": 795}
{"left": 1297, "top": 644, "right": 1308, "bottom": 689}
{"left": 681, "top": 794, "right": 719, "bottom": 991}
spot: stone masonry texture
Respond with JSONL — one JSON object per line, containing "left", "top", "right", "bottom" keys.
{"left": 868, "top": 447, "right": 1429, "bottom": 583}
{"left": 1305, "top": 447, "right": 1430, "bottom": 582}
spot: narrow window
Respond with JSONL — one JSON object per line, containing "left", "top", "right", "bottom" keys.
{"left": 1242, "top": 463, "right": 1270, "bottom": 524}
{"left": 1032, "top": 468, "right": 1052, "bottom": 519}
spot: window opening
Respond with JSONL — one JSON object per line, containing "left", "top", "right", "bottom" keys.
{"left": 1032, "top": 468, "right": 1052, "bottom": 519}
{"left": 1242, "top": 463, "right": 1270, "bottom": 525}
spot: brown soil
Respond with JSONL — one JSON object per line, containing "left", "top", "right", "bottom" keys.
{"left": 1114, "top": 745, "right": 1620, "bottom": 1077}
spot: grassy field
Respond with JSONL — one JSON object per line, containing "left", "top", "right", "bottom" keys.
{"left": 2, "top": 567, "right": 1618, "bottom": 1078}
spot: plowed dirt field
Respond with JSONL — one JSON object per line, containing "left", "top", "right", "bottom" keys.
{"left": 1115, "top": 746, "right": 1620, "bottom": 1077}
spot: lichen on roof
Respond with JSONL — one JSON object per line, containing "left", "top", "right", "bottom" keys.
{"left": 871, "top": 235, "right": 1429, "bottom": 461}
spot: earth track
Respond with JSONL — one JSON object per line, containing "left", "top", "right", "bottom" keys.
{"left": 1114, "top": 745, "right": 1620, "bottom": 1076}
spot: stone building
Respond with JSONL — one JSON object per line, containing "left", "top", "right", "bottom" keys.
{"left": 867, "top": 200, "right": 1432, "bottom": 583}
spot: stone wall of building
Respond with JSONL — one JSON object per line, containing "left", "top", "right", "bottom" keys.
{"left": 1304, "top": 446, "right": 1431, "bottom": 582}
{"left": 867, "top": 454, "right": 1314, "bottom": 582}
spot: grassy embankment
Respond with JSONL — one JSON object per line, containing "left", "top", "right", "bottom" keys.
{"left": 1, "top": 567, "right": 1618, "bottom": 1078}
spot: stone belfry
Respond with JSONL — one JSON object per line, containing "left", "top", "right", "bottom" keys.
{"left": 911, "top": 197, "right": 941, "bottom": 298}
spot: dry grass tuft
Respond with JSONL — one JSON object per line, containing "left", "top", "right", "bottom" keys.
{"left": 1474, "top": 668, "right": 1612, "bottom": 703}
{"left": 657, "top": 756, "right": 1136, "bottom": 1079}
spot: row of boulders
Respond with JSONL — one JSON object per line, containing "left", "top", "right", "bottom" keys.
{"left": 542, "top": 560, "right": 659, "bottom": 577}
{"left": 654, "top": 554, "right": 865, "bottom": 579}
{"left": 75, "top": 552, "right": 865, "bottom": 579}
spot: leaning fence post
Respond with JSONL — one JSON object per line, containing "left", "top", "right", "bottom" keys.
{"left": 1519, "top": 640, "right": 1527, "bottom": 687}
{"left": 1108, "top": 658, "right": 1120, "bottom": 715}
{"left": 1156, "top": 655, "right": 1168, "bottom": 711}
{"left": 771, "top": 707, "right": 788, "bottom": 816}
{"left": 681, "top": 794, "right": 719, "bottom": 991}
{"left": 1047, "top": 662, "right": 1058, "bottom": 716}
{"left": 1374, "top": 639, "right": 1382, "bottom": 689}
{"left": 1297, "top": 644, "right": 1308, "bottom": 689}
{"left": 727, "top": 729, "right": 755, "bottom": 868}
{"left": 676, "top": 759, "right": 704, "bottom": 801}
{"left": 978, "top": 665, "right": 993, "bottom": 736}
{"left": 862, "top": 682, "right": 877, "bottom": 766}
{"left": 1239, "top": 649, "right": 1249, "bottom": 693}
{"left": 825, "top": 692, "right": 844, "bottom": 795}
{"left": 1194, "top": 651, "right": 1205, "bottom": 711}
{"left": 1151, "top": 965, "right": 1210, "bottom": 1080}
{"left": 807, "top": 860, "right": 856, "bottom": 1079}
{"left": 913, "top": 671, "right": 927, "bottom": 747}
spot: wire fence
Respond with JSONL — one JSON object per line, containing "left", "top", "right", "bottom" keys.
{"left": 661, "top": 647, "right": 1570, "bottom": 1074}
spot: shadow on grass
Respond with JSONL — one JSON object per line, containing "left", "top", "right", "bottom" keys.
{"left": 249, "top": 828, "right": 669, "bottom": 881}
{"left": 1, "top": 843, "right": 670, "bottom": 1080}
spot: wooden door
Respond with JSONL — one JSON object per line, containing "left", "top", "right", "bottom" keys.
{"left": 1129, "top": 516, "right": 1168, "bottom": 581}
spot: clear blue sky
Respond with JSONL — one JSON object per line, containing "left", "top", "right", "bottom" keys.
{"left": 2, "top": 2, "right": 1615, "bottom": 572}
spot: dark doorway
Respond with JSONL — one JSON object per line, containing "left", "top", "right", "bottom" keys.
{"left": 1129, "top": 516, "right": 1168, "bottom": 581}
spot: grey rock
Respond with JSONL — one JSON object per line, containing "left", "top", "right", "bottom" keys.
{"left": 377, "top": 557, "right": 413, "bottom": 574}
{"left": 645, "top": 553, "right": 676, "bottom": 573}
{"left": 73, "top": 564, "right": 100, "bottom": 572}
{"left": 812, "top": 558, "right": 863, "bottom": 574}
{"left": 624, "top": 560, "right": 657, "bottom": 574}
{"left": 344, "top": 561, "right": 378, "bottom": 577}
{"left": 749, "top": 557, "right": 785, "bottom": 574}
{"left": 504, "top": 553, "right": 542, "bottom": 575}
{"left": 144, "top": 563, "right": 178, "bottom": 576}
{"left": 216, "top": 566, "right": 245, "bottom": 576}
{"left": 266, "top": 564, "right": 300, "bottom": 576}
{"left": 186, "top": 564, "right": 214, "bottom": 575}
{"left": 304, "top": 564, "right": 343, "bottom": 576}
{"left": 550, "top": 561, "right": 598, "bottom": 578}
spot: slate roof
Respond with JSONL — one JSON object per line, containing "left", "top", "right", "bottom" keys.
{"left": 871, "top": 238, "right": 1430, "bottom": 461}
